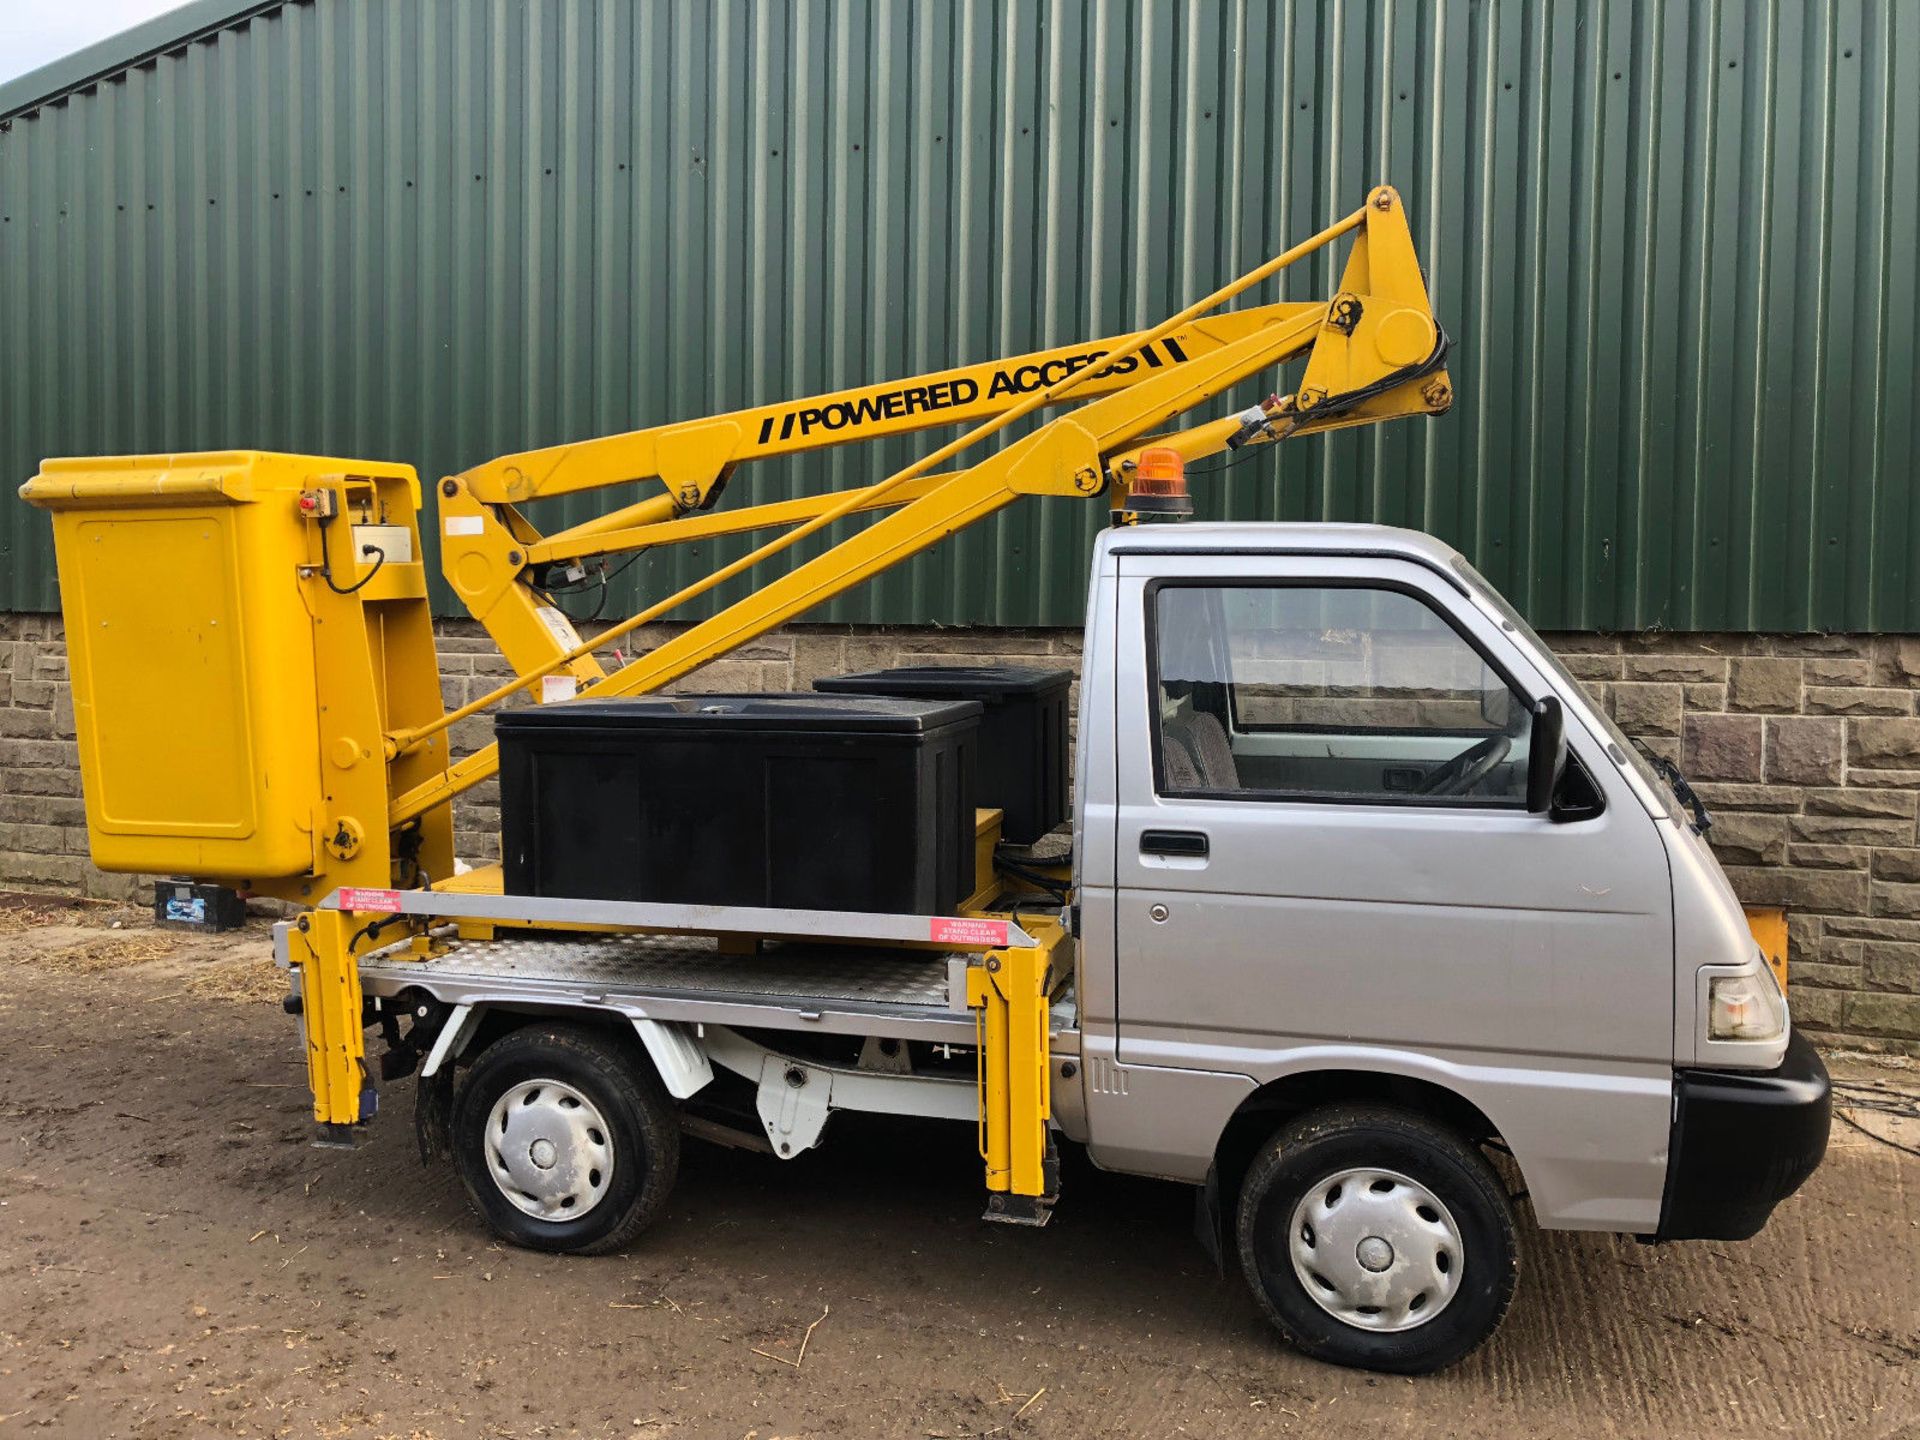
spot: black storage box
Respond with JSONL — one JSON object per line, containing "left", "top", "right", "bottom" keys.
{"left": 154, "top": 879, "right": 247, "bottom": 932}
{"left": 813, "top": 666, "right": 1071, "bottom": 843}
{"left": 497, "top": 695, "right": 980, "bottom": 914}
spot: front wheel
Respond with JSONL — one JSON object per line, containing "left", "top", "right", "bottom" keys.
{"left": 1235, "top": 1104, "right": 1519, "bottom": 1373}
{"left": 452, "top": 1022, "right": 680, "bottom": 1255}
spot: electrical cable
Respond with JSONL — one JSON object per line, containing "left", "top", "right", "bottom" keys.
{"left": 1306, "top": 323, "right": 1453, "bottom": 419}
{"left": 316, "top": 514, "right": 387, "bottom": 595}
{"left": 1831, "top": 1080, "right": 1920, "bottom": 1111}
{"left": 552, "top": 570, "right": 609, "bottom": 623}
{"left": 348, "top": 916, "right": 392, "bottom": 952}
{"left": 1183, "top": 325, "right": 1452, "bottom": 484}
{"left": 545, "top": 550, "right": 643, "bottom": 595}
{"left": 1186, "top": 442, "right": 1290, "bottom": 481}
{"left": 1828, "top": 1076, "right": 1920, "bottom": 1160}
{"left": 549, "top": 552, "right": 644, "bottom": 624}
{"left": 994, "top": 852, "right": 1071, "bottom": 903}
{"left": 1834, "top": 1107, "right": 1920, "bottom": 1162}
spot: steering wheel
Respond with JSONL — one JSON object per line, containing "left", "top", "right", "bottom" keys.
{"left": 1414, "top": 734, "right": 1512, "bottom": 797}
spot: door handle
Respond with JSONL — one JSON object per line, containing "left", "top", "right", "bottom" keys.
{"left": 1141, "top": 829, "right": 1209, "bottom": 858}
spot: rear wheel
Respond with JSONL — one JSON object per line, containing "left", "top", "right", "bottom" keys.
{"left": 452, "top": 1022, "right": 680, "bottom": 1255}
{"left": 1235, "top": 1104, "right": 1518, "bottom": 1373}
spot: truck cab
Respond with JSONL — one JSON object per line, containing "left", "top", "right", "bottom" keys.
{"left": 1060, "top": 521, "right": 1829, "bottom": 1369}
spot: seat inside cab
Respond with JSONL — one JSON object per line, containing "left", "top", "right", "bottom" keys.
{"left": 1152, "top": 583, "right": 1534, "bottom": 805}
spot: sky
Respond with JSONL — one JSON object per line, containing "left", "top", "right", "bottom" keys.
{"left": 0, "top": 0, "right": 194, "bottom": 89}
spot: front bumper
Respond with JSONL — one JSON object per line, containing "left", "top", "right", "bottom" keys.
{"left": 1656, "top": 1030, "right": 1830, "bottom": 1241}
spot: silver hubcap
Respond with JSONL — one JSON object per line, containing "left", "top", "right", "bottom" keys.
{"left": 485, "top": 1079, "right": 613, "bottom": 1220}
{"left": 1288, "top": 1167, "right": 1462, "bottom": 1332}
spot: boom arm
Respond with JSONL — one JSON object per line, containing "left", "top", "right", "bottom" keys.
{"left": 390, "top": 186, "right": 1447, "bottom": 830}
{"left": 397, "top": 188, "right": 1448, "bottom": 822}
{"left": 427, "top": 305, "right": 1322, "bottom": 697}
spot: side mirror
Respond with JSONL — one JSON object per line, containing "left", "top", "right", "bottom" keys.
{"left": 1526, "top": 695, "right": 1566, "bottom": 815}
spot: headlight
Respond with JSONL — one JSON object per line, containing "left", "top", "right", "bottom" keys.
{"left": 1708, "top": 969, "right": 1786, "bottom": 1042}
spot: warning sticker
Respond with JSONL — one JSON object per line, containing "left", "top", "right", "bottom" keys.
{"left": 929, "top": 916, "right": 1011, "bottom": 949}
{"left": 338, "top": 887, "right": 404, "bottom": 914}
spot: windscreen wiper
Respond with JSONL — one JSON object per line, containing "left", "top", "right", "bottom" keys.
{"left": 1636, "top": 742, "right": 1713, "bottom": 835}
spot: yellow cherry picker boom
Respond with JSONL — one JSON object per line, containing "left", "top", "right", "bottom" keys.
{"left": 22, "top": 188, "right": 1459, "bottom": 1262}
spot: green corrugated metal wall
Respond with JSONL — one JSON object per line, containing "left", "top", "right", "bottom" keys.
{"left": 3, "top": 0, "right": 1916, "bottom": 631}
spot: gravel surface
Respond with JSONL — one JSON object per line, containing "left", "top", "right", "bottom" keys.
{"left": 1, "top": 906, "right": 1915, "bottom": 1438}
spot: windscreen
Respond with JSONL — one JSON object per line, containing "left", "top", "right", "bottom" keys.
{"left": 1448, "top": 555, "right": 1679, "bottom": 821}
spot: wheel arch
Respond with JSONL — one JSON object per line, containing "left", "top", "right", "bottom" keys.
{"left": 413, "top": 1003, "right": 667, "bottom": 1166}
{"left": 1198, "top": 1067, "right": 1509, "bottom": 1269}
{"left": 463, "top": 1003, "right": 636, "bottom": 1060}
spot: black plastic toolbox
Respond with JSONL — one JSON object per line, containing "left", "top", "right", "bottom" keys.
{"left": 154, "top": 879, "right": 247, "bottom": 932}
{"left": 813, "top": 666, "right": 1071, "bottom": 843}
{"left": 497, "top": 694, "right": 981, "bottom": 914}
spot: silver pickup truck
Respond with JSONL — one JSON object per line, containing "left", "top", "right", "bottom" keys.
{"left": 319, "top": 521, "right": 1829, "bottom": 1375}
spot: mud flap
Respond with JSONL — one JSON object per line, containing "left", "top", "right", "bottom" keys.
{"left": 1195, "top": 1166, "right": 1227, "bottom": 1274}
{"left": 415, "top": 1069, "right": 455, "bottom": 1166}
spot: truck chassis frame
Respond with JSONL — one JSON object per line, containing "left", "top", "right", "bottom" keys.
{"left": 279, "top": 886, "right": 1074, "bottom": 1220}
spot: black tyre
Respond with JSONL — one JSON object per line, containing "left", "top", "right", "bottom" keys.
{"left": 1235, "top": 1104, "right": 1518, "bottom": 1374}
{"left": 451, "top": 1022, "right": 680, "bottom": 1255}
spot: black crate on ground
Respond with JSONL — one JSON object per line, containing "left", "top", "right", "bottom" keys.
{"left": 813, "top": 666, "right": 1071, "bottom": 844}
{"left": 154, "top": 880, "right": 247, "bottom": 932}
{"left": 497, "top": 695, "right": 980, "bottom": 914}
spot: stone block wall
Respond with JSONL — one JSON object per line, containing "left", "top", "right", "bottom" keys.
{"left": 1555, "top": 631, "right": 1920, "bottom": 1051}
{"left": 0, "top": 613, "right": 87, "bottom": 894}
{"left": 4, "top": 613, "right": 1917, "bottom": 1051}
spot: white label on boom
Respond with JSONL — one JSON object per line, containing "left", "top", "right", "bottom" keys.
{"left": 536, "top": 605, "right": 582, "bottom": 653}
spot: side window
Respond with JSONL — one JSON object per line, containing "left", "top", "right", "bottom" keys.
{"left": 1152, "top": 583, "right": 1534, "bottom": 805}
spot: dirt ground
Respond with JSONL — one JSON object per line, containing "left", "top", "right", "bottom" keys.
{"left": 0, "top": 901, "right": 1916, "bottom": 1440}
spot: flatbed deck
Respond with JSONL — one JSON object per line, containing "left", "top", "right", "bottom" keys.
{"left": 349, "top": 929, "right": 982, "bottom": 1043}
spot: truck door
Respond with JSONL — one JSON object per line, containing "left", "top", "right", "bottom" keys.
{"left": 1106, "top": 550, "right": 1675, "bottom": 1231}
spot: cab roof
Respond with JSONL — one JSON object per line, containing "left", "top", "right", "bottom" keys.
{"left": 1096, "top": 522, "right": 1466, "bottom": 567}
